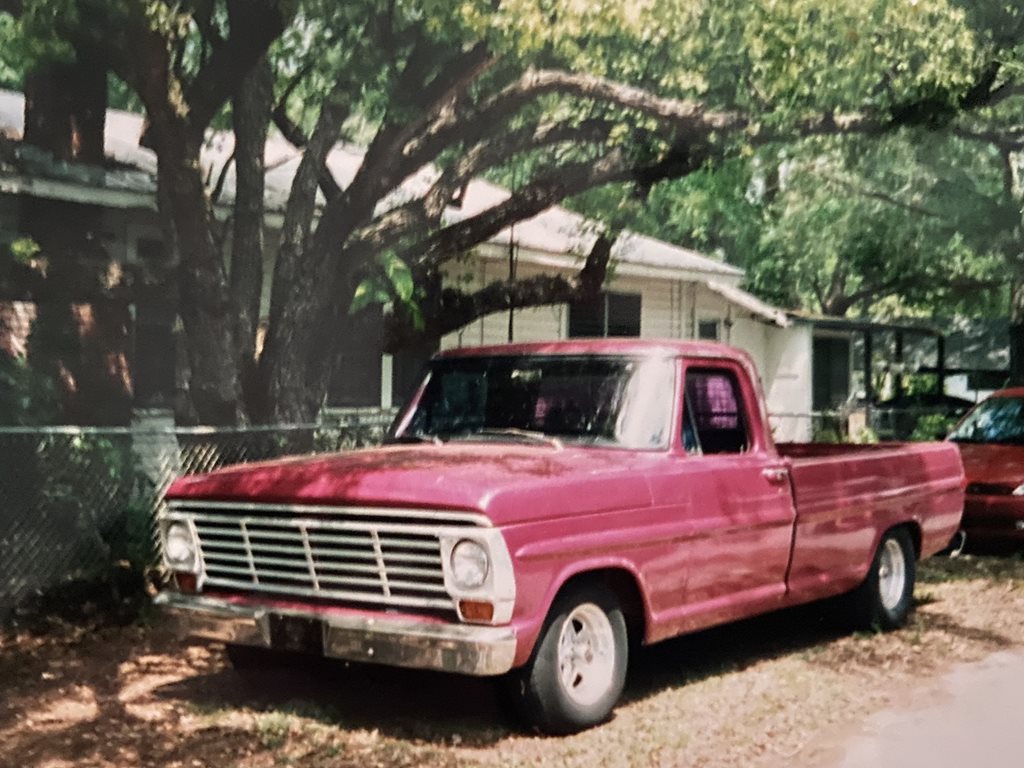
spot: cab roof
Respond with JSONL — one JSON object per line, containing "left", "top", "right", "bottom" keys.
{"left": 434, "top": 338, "right": 751, "bottom": 362}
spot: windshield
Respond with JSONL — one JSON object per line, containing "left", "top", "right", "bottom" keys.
{"left": 948, "top": 397, "right": 1024, "bottom": 445}
{"left": 394, "top": 355, "right": 676, "bottom": 450}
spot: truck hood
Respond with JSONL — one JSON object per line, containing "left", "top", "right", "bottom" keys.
{"left": 955, "top": 442, "right": 1024, "bottom": 489}
{"left": 166, "top": 442, "right": 657, "bottom": 526}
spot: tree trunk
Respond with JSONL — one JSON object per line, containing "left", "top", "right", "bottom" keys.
{"left": 230, "top": 56, "right": 274, "bottom": 414}
{"left": 258, "top": 87, "right": 353, "bottom": 423}
{"left": 23, "top": 53, "right": 106, "bottom": 164}
{"left": 1010, "top": 276, "right": 1024, "bottom": 385}
{"left": 155, "top": 128, "right": 243, "bottom": 425}
{"left": 264, "top": 252, "right": 366, "bottom": 423}
{"left": 67, "top": 49, "right": 107, "bottom": 165}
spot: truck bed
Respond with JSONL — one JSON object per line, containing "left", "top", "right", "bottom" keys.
{"left": 775, "top": 441, "right": 964, "bottom": 602}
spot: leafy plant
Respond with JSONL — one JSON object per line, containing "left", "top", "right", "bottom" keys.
{"left": 910, "top": 412, "right": 959, "bottom": 442}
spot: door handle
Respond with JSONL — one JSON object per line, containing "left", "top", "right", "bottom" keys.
{"left": 762, "top": 467, "right": 789, "bottom": 485}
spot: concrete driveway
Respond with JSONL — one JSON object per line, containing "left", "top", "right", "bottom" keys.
{"left": 827, "top": 650, "right": 1024, "bottom": 767}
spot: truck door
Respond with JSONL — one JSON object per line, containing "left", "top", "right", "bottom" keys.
{"left": 675, "top": 362, "right": 796, "bottom": 627}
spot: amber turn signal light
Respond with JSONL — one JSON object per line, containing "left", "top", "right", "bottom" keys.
{"left": 459, "top": 599, "right": 494, "bottom": 622}
{"left": 174, "top": 572, "right": 198, "bottom": 594}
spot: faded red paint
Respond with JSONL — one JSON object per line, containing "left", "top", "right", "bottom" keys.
{"left": 952, "top": 388, "right": 1024, "bottom": 544}
{"left": 166, "top": 340, "right": 965, "bottom": 667}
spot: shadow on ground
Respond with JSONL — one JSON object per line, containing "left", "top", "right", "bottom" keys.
{"left": 155, "top": 562, "right": 1023, "bottom": 747}
{"left": 156, "top": 601, "right": 858, "bottom": 743}
{"left": 4, "top": 553, "right": 1020, "bottom": 766}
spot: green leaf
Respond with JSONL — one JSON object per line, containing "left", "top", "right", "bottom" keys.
{"left": 10, "top": 237, "right": 40, "bottom": 265}
{"left": 381, "top": 253, "right": 414, "bottom": 302}
{"left": 349, "top": 278, "right": 391, "bottom": 314}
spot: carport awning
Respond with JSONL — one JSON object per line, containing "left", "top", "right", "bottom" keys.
{"left": 705, "top": 281, "right": 790, "bottom": 328}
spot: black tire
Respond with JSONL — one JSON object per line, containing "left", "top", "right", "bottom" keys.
{"left": 500, "top": 584, "right": 628, "bottom": 734}
{"left": 847, "top": 527, "right": 916, "bottom": 631}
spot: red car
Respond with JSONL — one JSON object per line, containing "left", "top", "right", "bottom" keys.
{"left": 949, "top": 388, "right": 1024, "bottom": 546}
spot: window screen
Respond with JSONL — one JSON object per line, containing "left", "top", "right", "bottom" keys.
{"left": 683, "top": 368, "right": 749, "bottom": 454}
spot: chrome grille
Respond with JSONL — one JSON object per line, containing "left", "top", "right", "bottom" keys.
{"left": 168, "top": 501, "right": 488, "bottom": 611}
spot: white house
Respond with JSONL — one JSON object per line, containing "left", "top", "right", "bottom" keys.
{"left": 0, "top": 90, "right": 816, "bottom": 439}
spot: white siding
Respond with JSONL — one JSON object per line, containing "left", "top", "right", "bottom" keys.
{"left": 440, "top": 259, "right": 566, "bottom": 349}
{"left": 762, "top": 324, "right": 814, "bottom": 442}
{"left": 608, "top": 276, "right": 678, "bottom": 339}
{"left": 436, "top": 260, "right": 789, "bottom": 431}
{"left": 730, "top": 318, "right": 767, "bottom": 372}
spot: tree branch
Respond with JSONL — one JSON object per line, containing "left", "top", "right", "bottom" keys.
{"left": 271, "top": 104, "right": 344, "bottom": 201}
{"left": 384, "top": 234, "right": 616, "bottom": 351}
{"left": 959, "top": 62, "right": 1024, "bottom": 110}
{"left": 188, "top": 0, "right": 290, "bottom": 132}
{"left": 230, "top": 54, "right": 274, "bottom": 375}
{"left": 304, "top": 41, "right": 503, "bottom": 290}
{"left": 405, "top": 148, "right": 637, "bottom": 269}
{"left": 952, "top": 125, "right": 1024, "bottom": 152}
{"left": 822, "top": 175, "right": 946, "bottom": 219}
{"left": 277, "top": 85, "right": 352, "bottom": 263}
{"left": 402, "top": 68, "right": 745, "bottom": 175}
{"left": 351, "top": 118, "right": 621, "bottom": 258}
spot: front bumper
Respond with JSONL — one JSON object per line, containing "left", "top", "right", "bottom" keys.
{"left": 963, "top": 496, "right": 1024, "bottom": 542}
{"left": 155, "top": 592, "right": 517, "bottom": 676}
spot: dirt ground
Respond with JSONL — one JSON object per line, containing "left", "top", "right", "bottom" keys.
{"left": 2, "top": 553, "right": 1023, "bottom": 768}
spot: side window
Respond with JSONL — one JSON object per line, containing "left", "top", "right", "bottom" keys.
{"left": 683, "top": 368, "right": 749, "bottom": 455}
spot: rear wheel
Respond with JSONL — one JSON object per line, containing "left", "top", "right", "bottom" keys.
{"left": 848, "top": 527, "right": 916, "bottom": 631}
{"left": 501, "top": 585, "right": 628, "bottom": 734}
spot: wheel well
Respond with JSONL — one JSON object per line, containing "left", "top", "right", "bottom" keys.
{"left": 555, "top": 568, "right": 646, "bottom": 644}
{"left": 890, "top": 521, "right": 922, "bottom": 558}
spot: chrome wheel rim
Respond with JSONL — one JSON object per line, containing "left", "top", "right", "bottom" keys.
{"left": 878, "top": 538, "right": 907, "bottom": 611}
{"left": 556, "top": 603, "right": 616, "bottom": 707}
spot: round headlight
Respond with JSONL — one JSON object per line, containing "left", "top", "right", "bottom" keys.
{"left": 450, "top": 539, "right": 489, "bottom": 590}
{"left": 164, "top": 522, "right": 196, "bottom": 570}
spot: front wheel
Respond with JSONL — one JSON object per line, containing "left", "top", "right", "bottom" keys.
{"left": 501, "top": 585, "right": 628, "bottom": 734}
{"left": 848, "top": 527, "right": 916, "bottom": 631}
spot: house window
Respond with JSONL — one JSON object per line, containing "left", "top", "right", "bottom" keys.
{"left": 568, "top": 292, "right": 641, "bottom": 338}
{"left": 697, "top": 318, "right": 721, "bottom": 341}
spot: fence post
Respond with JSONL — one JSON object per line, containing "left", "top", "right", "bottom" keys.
{"left": 130, "top": 409, "right": 180, "bottom": 504}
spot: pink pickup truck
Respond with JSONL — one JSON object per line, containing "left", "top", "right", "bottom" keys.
{"left": 157, "top": 340, "right": 964, "bottom": 733}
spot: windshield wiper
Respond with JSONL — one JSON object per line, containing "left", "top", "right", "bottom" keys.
{"left": 460, "top": 428, "right": 564, "bottom": 449}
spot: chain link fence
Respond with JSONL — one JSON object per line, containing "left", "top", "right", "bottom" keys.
{"left": 0, "top": 409, "right": 397, "bottom": 623}
{"left": 768, "top": 406, "right": 968, "bottom": 444}
{"left": 2, "top": 405, "right": 964, "bottom": 623}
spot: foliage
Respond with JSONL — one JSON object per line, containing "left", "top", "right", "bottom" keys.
{"left": 2, "top": 0, "right": 1023, "bottom": 418}
{"left": 910, "top": 411, "right": 960, "bottom": 441}
{"left": 0, "top": 353, "right": 59, "bottom": 425}
{"left": 2, "top": 432, "right": 157, "bottom": 622}
{"left": 0, "top": 14, "right": 22, "bottom": 89}
{"left": 613, "top": 131, "right": 1008, "bottom": 318}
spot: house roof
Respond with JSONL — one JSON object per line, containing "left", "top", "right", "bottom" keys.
{"left": 0, "top": 89, "right": 746, "bottom": 287}
{"left": 787, "top": 311, "right": 942, "bottom": 338}
{"left": 705, "top": 280, "right": 790, "bottom": 327}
